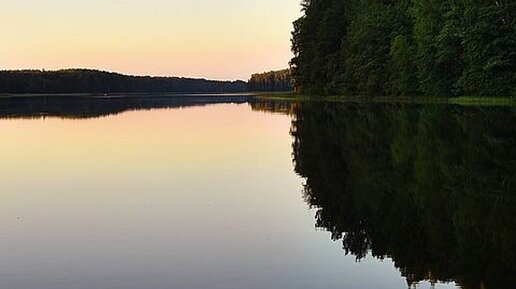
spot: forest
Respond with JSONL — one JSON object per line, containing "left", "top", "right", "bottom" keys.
{"left": 0, "top": 69, "right": 247, "bottom": 94}
{"left": 291, "top": 0, "right": 516, "bottom": 96}
{"left": 247, "top": 69, "right": 292, "bottom": 92}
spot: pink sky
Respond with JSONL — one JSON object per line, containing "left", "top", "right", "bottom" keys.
{"left": 0, "top": 0, "right": 301, "bottom": 80}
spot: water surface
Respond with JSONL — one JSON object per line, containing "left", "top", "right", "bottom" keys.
{"left": 1, "top": 96, "right": 514, "bottom": 289}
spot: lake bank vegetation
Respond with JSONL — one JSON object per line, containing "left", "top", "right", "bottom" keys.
{"left": 291, "top": 0, "right": 516, "bottom": 97}
{"left": 257, "top": 93, "right": 516, "bottom": 107}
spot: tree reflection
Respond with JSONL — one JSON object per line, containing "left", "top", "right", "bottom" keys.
{"left": 291, "top": 102, "right": 516, "bottom": 289}
{"left": 0, "top": 95, "right": 250, "bottom": 119}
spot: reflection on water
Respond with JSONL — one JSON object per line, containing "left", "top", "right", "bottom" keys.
{"left": 0, "top": 96, "right": 514, "bottom": 289}
{"left": 289, "top": 102, "right": 516, "bottom": 289}
{"left": 0, "top": 95, "right": 250, "bottom": 119}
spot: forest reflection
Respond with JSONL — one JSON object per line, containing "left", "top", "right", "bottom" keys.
{"left": 287, "top": 101, "right": 516, "bottom": 289}
{"left": 0, "top": 95, "right": 250, "bottom": 119}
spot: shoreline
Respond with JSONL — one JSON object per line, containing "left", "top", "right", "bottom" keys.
{"left": 1, "top": 92, "right": 515, "bottom": 107}
{"left": 0, "top": 92, "right": 258, "bottom": 99}
{"left": 256, "top": 93, "right": 516, "bottom": 107}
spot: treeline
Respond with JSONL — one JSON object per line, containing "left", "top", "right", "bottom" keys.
{"left": 291, "top": 0, "right": 516, "bottom": 96}
{"left": 0, "top": 69, "right": 247, "bottom": 94}
{"left": 247, "top": 69, "right": 292, "bottom": 92}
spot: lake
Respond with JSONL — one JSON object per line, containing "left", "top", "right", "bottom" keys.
{"left": 0, "top": 95, "right": 514, "bottom": 289}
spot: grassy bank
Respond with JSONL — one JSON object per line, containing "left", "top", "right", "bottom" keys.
{"left": 257, "top": 93, "right": 516, "bottom": 107}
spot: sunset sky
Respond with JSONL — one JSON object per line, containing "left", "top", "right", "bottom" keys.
{"left": 0, "top": 0, "right": 301, "bottom": 80}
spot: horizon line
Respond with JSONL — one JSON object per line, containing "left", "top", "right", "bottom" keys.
{"left": 0, "top": 67, "right": 291, "bottom": 82}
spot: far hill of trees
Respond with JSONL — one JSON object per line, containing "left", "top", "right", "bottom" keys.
{"left": 0, "top": 69, "right": 247, "bottom": 94}
{"left": 291, "top": 0, "right": 516, "bottom": 96}
{"left": 247, "top": 69, "right": 292, "bottom": 92}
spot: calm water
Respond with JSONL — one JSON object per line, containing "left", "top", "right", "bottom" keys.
{"left": 0, "top": 96, "right": 514, "bottom": 289}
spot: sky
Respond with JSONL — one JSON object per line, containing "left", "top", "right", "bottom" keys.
{"left": 0, "top": 0, "right": 302, "bottom": 80}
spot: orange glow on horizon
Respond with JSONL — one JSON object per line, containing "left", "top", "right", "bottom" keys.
{"left": 0, "top": 0, "right": 302, "bottom": 80}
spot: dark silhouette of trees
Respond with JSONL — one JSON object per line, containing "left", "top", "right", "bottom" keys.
{"left": 0, "top": 69, "right": 247, "bottom": 94}
{"left": 291, "top": 0, "right": 516, "bottom": 96}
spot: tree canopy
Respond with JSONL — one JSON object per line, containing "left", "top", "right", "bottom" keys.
{"left": 291, "top": 0, "right": 516, "bottom": 96}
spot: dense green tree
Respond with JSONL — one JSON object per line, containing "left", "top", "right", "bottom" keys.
{"left": 291, "top": 0, "right": 349, "bottom": 94}
{"left": 388, "top": 0, "right": 419, "bottom": 95}
{"left": 291, "top": 0, "right": 516, "bottom": 97}
{"left": 389, "top": 34, "right": 419, "bottom": 95}
{"left": 340, "top": 0, "right": 396, "bottom": 95}
{"left": 458, "top": 1, "right": 516, "bottom": 96}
